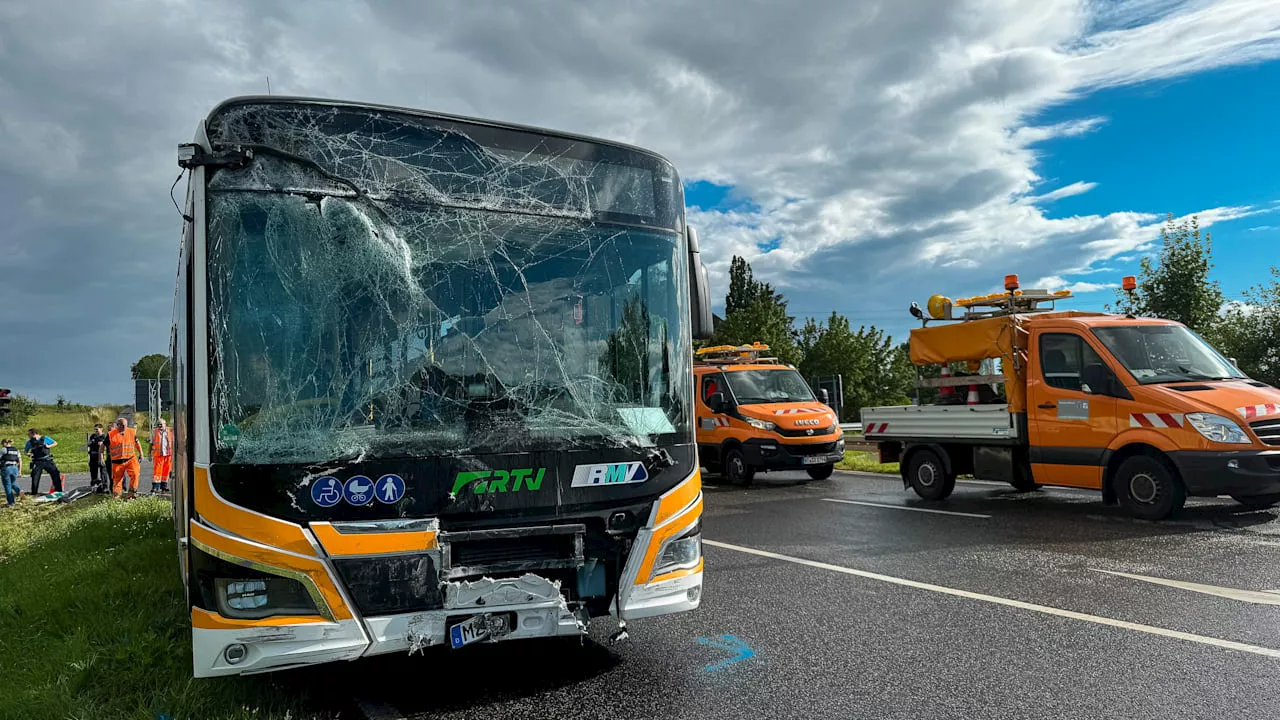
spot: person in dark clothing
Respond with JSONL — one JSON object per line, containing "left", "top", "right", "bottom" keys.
{"left": 87, "top": 424, "right": 110, "bottom": 492}
{"left": 1, "top": 439, "right": 21, "bottom": 507}
{"left": 25, "top": 429, "right": 63, "bottom": 495}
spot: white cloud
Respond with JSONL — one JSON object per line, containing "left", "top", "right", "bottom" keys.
{"left": 1030, "top": 181, "right": 1098, "bottom": 203}
{"left": 0, "top": 0, "right": 1278, "bottom": 400}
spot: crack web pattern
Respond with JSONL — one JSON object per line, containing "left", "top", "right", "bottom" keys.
{"left": 204, "top": 103, "right": 691, "bottom": 465}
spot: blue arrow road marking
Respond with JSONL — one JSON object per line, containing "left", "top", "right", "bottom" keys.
{"left": 697, "top": 634, "right": 755, "bottom": 671}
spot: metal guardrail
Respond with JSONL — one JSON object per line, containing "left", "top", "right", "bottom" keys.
{"left": 839, "top": 422, "right": 863, "bottom": 433}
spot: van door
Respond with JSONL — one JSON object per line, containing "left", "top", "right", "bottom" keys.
{"left": 696, "top": 371, "right": 732, "bottom": 463}
{"left": 1027, "top": 331, "right": 1120, "bottom": 489}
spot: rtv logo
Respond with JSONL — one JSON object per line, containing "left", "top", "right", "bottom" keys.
{"left": 571, "top": 461, "right": 649, "bottom": 487}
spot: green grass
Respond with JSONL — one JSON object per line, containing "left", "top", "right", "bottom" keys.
{"left": 0, "top": 496, "right": 335, "bottom": 720}
{"left": 835, "top": 450, "right": 899, "bottom": 474}
{"left": 0, "top": 406, "right": 164, "bottom": 474}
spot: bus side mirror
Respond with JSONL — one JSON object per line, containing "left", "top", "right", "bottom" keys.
{"left": 687, "top": 225, "right": 714, "bottom": 340}
{"left": 707, "top": 392, "right": 727, "bottom": 413}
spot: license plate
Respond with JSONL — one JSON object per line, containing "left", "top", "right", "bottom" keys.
{"left": 449, "top": 616, "right": 489, "bottom": 649}
{"left": 802, "top": 455, "right": 829, "bottom": 465}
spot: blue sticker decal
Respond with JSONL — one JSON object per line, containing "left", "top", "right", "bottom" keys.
{"left": 375, "top": 474, "right": 406, "bottom": 504}
{"left": 311, "top": 476, "right": 342, "bottom": 508}
{"left": 343, "top": 475, "right": 374, "bottom": 505}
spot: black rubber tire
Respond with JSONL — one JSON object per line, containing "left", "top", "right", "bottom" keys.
{"left": 1231, "top": 493, "right": 1280, "bottom": 509}
{"left": 723, "top": 449, "right": 754, "bottom": 486}
{"left": 806, "top": 464, "right": 835, "bottom": 480}
{"left": 907, "top": 449, "right": 953, "bottom": 500}
{"left": 1115, "top": 454, "right": 1186, "bottom": 521}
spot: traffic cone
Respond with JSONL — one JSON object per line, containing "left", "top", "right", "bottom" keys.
{"left": 939, "top": 365, "right": 953, "bottom": 398}
{"left": 967, "top": 385, "right": 980, "bottom": 405}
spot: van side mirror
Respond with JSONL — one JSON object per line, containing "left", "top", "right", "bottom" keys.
{"left": 1081, "top": 363, "right": 1129, "bottom": 399}
{"left": 819, "top": 388, "right": 830, "bottom": 405}
{"left": 687, "top": 226, "right": 715, "bottom": 340}
{"left": 707, "top": 392, "right": 727, "bottom": 413}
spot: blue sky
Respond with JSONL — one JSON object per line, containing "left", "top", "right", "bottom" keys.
{"left": 1030, "top": 60, "right": 1280, "bottom": 311}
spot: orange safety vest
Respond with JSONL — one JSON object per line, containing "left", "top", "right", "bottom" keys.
{"left": 151, "top": 428, "right": 174, "bottom": 457}
{"left": 109, "top": 428, "right": 138, "bottom": 461}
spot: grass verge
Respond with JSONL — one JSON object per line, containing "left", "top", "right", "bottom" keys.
{"left": 835, "top": 451, "right": 899, "bottom": 474}
{"left": 0, "top": 495, "right": 334, "bottom": 720}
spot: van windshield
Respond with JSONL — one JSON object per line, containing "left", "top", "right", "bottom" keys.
{"left": 1092, "top": 325, "right": 1246, "bottom": 385}
{"left": 724, "top": 369, "right": 816, "bottom": 405}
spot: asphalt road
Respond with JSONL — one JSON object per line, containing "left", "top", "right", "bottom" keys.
{"left": 260, "top": 469, "right": 1280, "bottom": 720}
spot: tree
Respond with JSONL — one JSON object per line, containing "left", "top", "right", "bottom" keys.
{"left": 1216, "top": 267, "right": 1280, "bottom": 387}
{"left": 131, "top": 353, "right": 172, "bottom": 380}
{"left": 1, "top": 393, "right": 39, "bottom": 428}
{"left": 797, "top": 313, "right": 911, "bottom": 420}
{"left": 1114, "top": 214, "right": 1223, "bottom": 334}
{"left": 712, "top": 256, "right": 801, "bottom": 366}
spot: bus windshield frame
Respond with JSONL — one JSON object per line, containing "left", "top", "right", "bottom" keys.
{"left": 201, "top": 100, "right": 693, "bottom": 466}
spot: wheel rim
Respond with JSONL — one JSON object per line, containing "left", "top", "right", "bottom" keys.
{"left": 917, "top": 462, "right": 937, "bottom": 488}
{"left": 1129, "top": 472, "right": 1160, "bottom": 504}
{"left": 730, "top": 456, "right": 744, "bottom": 479}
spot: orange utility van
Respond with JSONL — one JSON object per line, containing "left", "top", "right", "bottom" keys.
{"left": 694, "top": 343, "right": 846, "bottom": 485}
{"left": 862, "top": 277, "right": 1280, "bottom": 520}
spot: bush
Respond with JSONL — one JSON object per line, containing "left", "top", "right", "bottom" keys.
{"left": 5, "top": 393, "right": 40, "bottom": 427}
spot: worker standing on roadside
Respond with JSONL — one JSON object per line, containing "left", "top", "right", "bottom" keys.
{"left": 87, "top": 423, "right": 110, "bottom": 493}
{"left": 25, "top": 429, "right": 63, "bottom": 495}
{"left": 150, "top": 418, "right": 174, "bottom": 495}
{"left": 109, "top": 417, "right": 143, "bottom": 500}
{"left": 1, "top": 439, "right": 21, "bottom": 506}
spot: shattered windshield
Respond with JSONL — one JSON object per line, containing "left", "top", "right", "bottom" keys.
{"left": 725, "top": 369, "right": 816, "bottom": 405}
{"left": 204, "top": 102, "right": 691, "bottom": 464}
{"left": 1092, "top": 325, "right": 1245, "bottom": 384}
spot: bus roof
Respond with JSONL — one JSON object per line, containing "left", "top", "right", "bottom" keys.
{"left": 204, "top": 95, "right": 678, "bottom": 170}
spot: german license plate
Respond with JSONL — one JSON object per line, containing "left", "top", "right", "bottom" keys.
{"left": 802, "top": 455, "right": 828, "bottom": 465}
{"left": 449, "top": 615, "right": 489, "bottom": 649}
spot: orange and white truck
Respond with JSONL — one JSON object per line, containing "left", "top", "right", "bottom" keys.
{"left": 862, "top": 276, "right": 1280, "bottom": 520}
{"left": 694, "top": 343, "right": 846, "bottom": 485}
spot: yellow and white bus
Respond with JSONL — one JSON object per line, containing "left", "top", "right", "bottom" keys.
{"left": 170, "top": 96, "right": 713, "bottom": 677}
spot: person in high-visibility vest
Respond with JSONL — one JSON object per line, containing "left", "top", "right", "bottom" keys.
{"left": 150, "top": 418, "right": 174, "bottom": 495}
{"left": 109, "top": 417, "right": 143, "bottom": 499}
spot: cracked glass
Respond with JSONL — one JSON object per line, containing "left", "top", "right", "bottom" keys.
{"left": 204, "top": 102, "right": 692, "bottom": 465}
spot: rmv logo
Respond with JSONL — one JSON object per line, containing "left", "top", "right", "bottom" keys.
{"left": 571, "top": 462, "right": 649, "bottom": 488}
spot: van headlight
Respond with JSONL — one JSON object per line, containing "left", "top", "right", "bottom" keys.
{"left": 745, "top": 417, "right": 776, "bottom": 431}
{"left": 651, "top": 519, "right": 702, "bottom": 580}
{"left": 214, "top": 577, "right": 318, "bottom": 619}
{"left": 1186, "top": 413, "right": 1251, "bottom": 444}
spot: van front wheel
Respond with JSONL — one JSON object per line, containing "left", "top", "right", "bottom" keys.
{"left": 1116, "top": 455, "right": 1186, "bottom": 521}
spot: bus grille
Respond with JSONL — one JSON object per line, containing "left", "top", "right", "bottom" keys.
{"left": 439, "top": 524, "right": 585, "bottom": 581}
{"left": 1250, "top": 419, "right": 1280, "bottom": 446}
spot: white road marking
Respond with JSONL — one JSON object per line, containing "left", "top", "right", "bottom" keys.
{"left": 1093, "top": 569, "right": 1280, "bottom": 605}
{"left": 705, "top": 540, "right": 1280, "bottom": 660}
{"left": 823, "top": 498, "right": 991, "bottom": 519}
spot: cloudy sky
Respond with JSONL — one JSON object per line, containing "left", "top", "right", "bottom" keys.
{"left": 2, "top": 0, "right": 1279, "bottom": 404}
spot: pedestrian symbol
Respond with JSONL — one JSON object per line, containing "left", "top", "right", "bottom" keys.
{"left": 343, "top": 475, "right": 374, "bottom": 505}
{"left": 311, "top": 476, "right": 342, "bottom": 508}
{"left": 376, "top": 474, "right": 405, "bottom": 504}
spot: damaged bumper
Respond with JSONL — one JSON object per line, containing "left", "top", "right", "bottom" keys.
{"left": 191, "top": 471, "right": 705, "bottom": 677}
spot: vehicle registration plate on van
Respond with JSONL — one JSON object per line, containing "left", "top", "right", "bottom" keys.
{"left": 802, "top": 455, "right": 828, "bottom": 465}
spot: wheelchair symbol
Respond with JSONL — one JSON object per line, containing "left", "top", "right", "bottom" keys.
{"left": 311, "top": 476, "right": 342, "bottom": 508}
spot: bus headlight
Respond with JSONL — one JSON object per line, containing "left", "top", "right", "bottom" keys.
{"left": 1186, "top": 413, "right": 1251, "bottom": 444}
{"left": 214, "top": 577, "right": 318, "bottom": 619}
{"left": 651, "top": 519, "right": 702, "bottom": 580}
{"left": 745, "top": 417, "right": 776, "bottom": 432}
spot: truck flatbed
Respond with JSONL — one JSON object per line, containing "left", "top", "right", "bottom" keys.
{"left": 862, "top": 404, "right": 1019, "bottom": 442}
